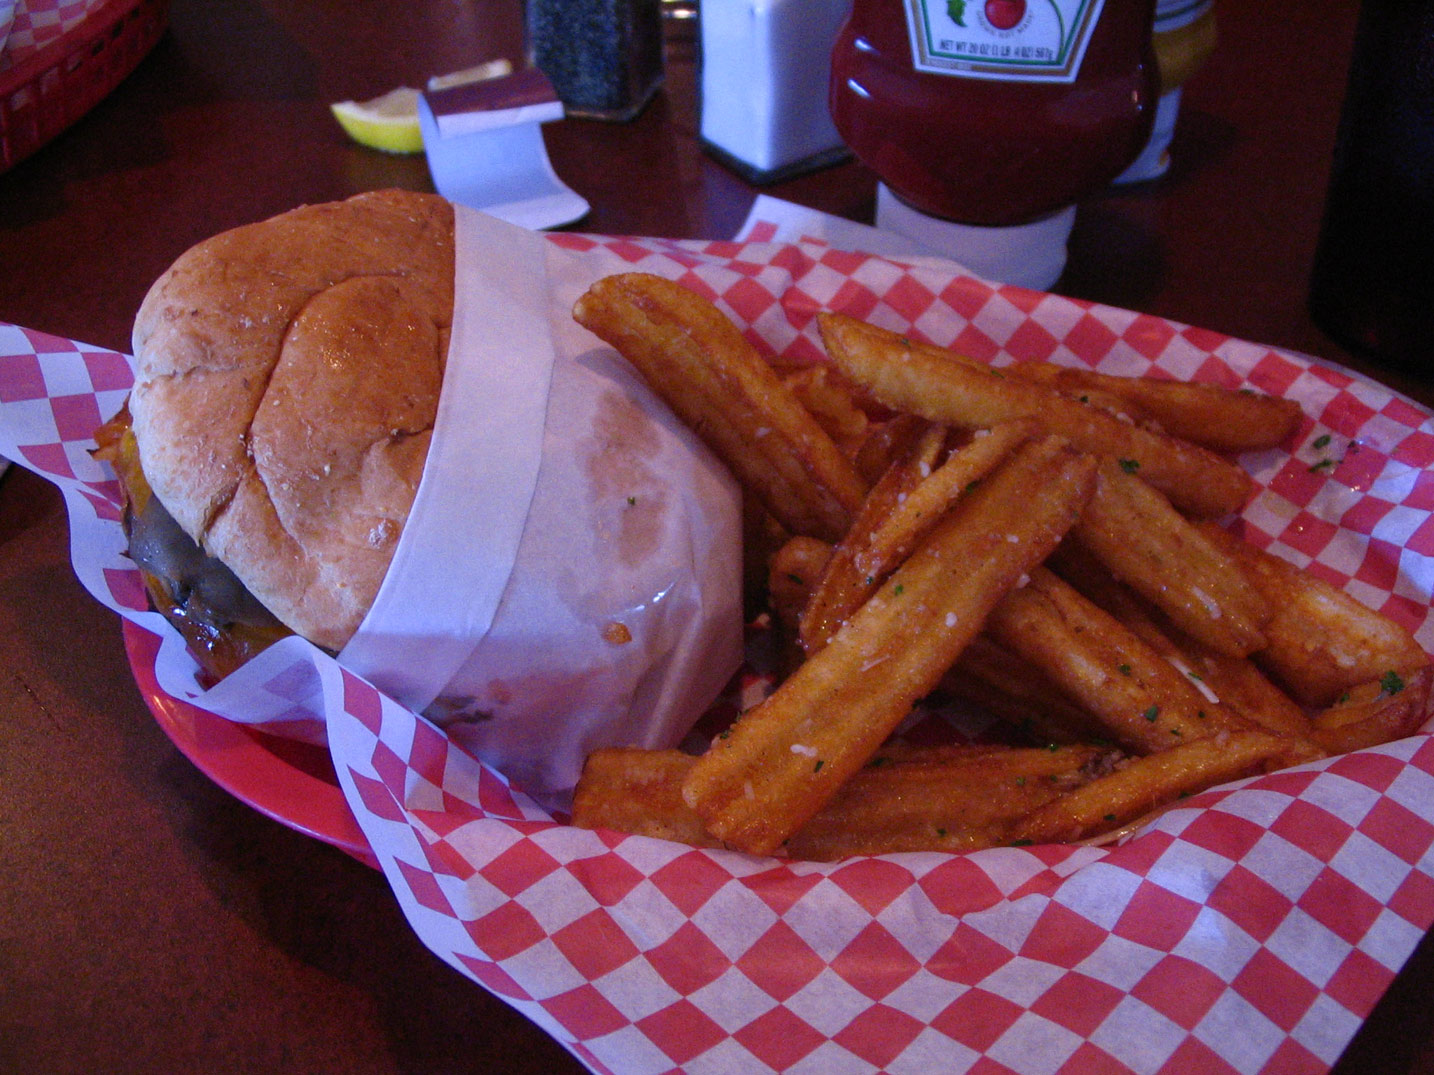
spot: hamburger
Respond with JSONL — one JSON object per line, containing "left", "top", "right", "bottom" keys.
{"left": 96, "top": 189, "right": 457, "bottom": 683}
{"left": 98, "top": 189, "right": 743, "bottom": 798}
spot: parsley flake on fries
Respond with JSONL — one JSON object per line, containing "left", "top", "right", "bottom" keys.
{"left": 569, "top": 274, "right": 1433, "bottom": 859}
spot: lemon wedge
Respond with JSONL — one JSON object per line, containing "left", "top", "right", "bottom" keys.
{"left": 331, "top": 87, "right": 425, "bottom": 154}
{"left": 331, "top": 60, "right": 515, "bottom": 155}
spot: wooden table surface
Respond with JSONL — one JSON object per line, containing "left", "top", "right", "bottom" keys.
{"left": 2, "top": 1, "right": 1431, "bottom": 1072}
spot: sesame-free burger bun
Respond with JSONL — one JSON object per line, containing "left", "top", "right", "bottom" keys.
{"left": 128, "top": 189, "right": 455, "bottom": 652}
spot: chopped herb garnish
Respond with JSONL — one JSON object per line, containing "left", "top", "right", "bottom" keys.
{"left": 813, "top": 759, "right": 824, "bottom": 772}
{"left": 1310, "top": 458, "right": 1335, "bottom": 472}
{"left": 893, "top": 583, "right": 905, "bottom": 596}
{"left": 626, "top": 495, "right": 637, "bottom": 505}
{"left": 1118, "top": 663, "right": 1132, "bottom": 676}
{"left": 1143, "top": 705, "right": 1160, "bottom": 722}
{"left": 1381, "top": 670, "right": 1407, "bottom": 695}
{"left": 1313, "top": 433, "right": 1332, "bottom": 450}
{"left": 1118, "top": 458, "right": 1141, "bottom": 474}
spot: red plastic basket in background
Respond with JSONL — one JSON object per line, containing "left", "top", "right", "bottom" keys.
{"left": 0, "top": 0, "right": 169, "bottom": 173}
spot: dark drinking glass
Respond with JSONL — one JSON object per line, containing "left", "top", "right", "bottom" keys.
{"left": 1309, "top": 0, "right": 1434, "bottom": 374}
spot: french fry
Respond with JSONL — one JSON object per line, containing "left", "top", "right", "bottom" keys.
{"left": 1183, "top": 653, "right": 1322, "bottom": 747}
{"left": 1039, "top": 382, "right": 1156, "bottom": 428}
{"left": 798, "top": 420, "right": 948, "bottom": 654}
{"left": 574, "top": 274, "right": 868, "bottom": 542}
{"left": 802, "top": 420, "right": 1039, "bottom": 654}
{"left": 682, "top": 436, "right": 1097, "bottom": 855}
{"left": 780, "top": 363, "right": 872, "bottom": 458}
{"left": 852, "top": 413, "right": 932, "bottom": 486}
{"left": 985, "top": 567, "right": 1253, "bottom": 753}
{"left": 1006, "top": 730, "right": 1294, "bottom": 844}
{"left": 784, "top": 742, "right": 1118, "bottom": 860}
{"left": 1310, "top": 666, "right": 1433, "bottom": 754}
{"left": 1073, "top": 456, "right": 1271, "bottom": 657}
{"left": 1009, "top": 362, "right": 1304, "bottom": 453}
{"left": 855, "top": 420, "right": 1040, "bottom": 586}
{"left": 817, "top": 312, "right": 1254, "bottom": 518}
{"left": 574, "top": 743, "right": 1121, "bottom": 860}
{"left": 850, "top": 740, "right": 1015, "bottom": 765}
{"left": 767, "top": 535, "right": 832, "bottom": 637}
{"left": 1198, "top": 522, "right": 1430, "bottom": 707}
{"left": 1053, "top": 545, "right": 1317, "bottom": 742}
{"left": 879, "top": 335, "right": 1303, "bottom": 455}
{"left": 572, "top": 749, "right": 724, "bottom": 848}
{"left": 945, "top": 635, "right": 1115, "bottom": 745}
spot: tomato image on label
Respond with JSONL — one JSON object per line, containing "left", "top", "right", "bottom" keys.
{"left": 831, "top": 0, "right": 1158, "bottom": 221}
{"left": 984, "top": 0, "right": 1026, "bottom": 30}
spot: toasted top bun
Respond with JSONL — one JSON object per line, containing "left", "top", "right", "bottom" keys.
{"left": 129, "top": 190, "right": 455, "bottom": 651}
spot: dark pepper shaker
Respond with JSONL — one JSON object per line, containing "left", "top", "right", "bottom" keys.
{"left": 1309, "top": 0, "right": 1434, "bottom": 374}
{"left": 527, "top": 0, "right": 665, "bottom": 121}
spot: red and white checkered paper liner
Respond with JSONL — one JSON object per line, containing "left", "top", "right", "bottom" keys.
{"left": 0, "top": 0, "right": 102, "bottom": 72}
{"left": 4, "top": 229, "right": 1434, "bottom": 1075}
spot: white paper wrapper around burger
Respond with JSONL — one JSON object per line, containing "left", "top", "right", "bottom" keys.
{"left": 332, "top": 207, "right": 743, "bottom": 804}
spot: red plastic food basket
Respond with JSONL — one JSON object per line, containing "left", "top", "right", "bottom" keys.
{"left": 0, "top": 0, "right": 169, "bottom": 173}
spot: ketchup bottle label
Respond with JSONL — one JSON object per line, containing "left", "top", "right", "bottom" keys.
{"left": 906, "top": 0, "right": 1109, "bottom": 82}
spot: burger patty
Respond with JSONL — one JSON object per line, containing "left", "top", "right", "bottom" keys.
{"left": 95, "top": 406, "right": 292, "bottom": 683}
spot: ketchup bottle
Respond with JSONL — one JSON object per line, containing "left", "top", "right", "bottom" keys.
{"left": 830, "top": 0, "right": 1158, "bottom": 287}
